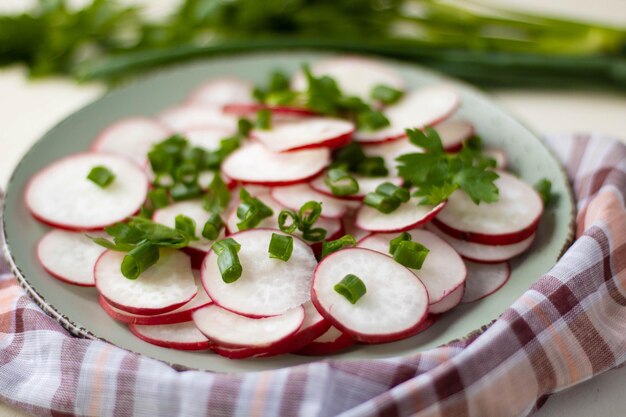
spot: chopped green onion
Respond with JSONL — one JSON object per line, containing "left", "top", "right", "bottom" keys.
{"left": 105, "top": 222, "right": 145, "bottom": 245}
{"left": 256, "top": 108, "right": 272, "bottom": 130}
{"left": 363, "top": 192, "right": 402, "bottom": 214}
{"left": 170, "top": 183, "right": 203, "bottom": 201}
{"left": 375, "top": 182, "right": 410, "bottom": 202}
{"left": 333, "top": 143, "right": 388, "bottom": 177}
{"left": 356, "top": 156, "right": 388, "bottom": 177}
{"left": 278, "top": 210, "right": 298, "bottom": 233}
{"left": 174, "top": 162, "right": 199, "bottom": 185}
{"left": 148, "top": 149, "right": 175, "bottom": 174}
{"left": 268, "top": 233, "right": 293, "bottom": 261}
{"left": 237, "top": 118, "right": 253, "bottom": 137}
{"left": 392, "top": 241, "right": 429, "bottom": 270}
{"left": 120, "top": 240, "right": 159, "bottom": 280}
{"left": 87, "top": 166, "right": 115, "bottom": 188}
{"left": 88, "top": 236, "right": 134, "bottom": 252}
{"left": 302, "top": 227, "right": 327, "bottom": 242}
{"left": 534, "top": 178, "right": 553, "bottom": 206}
{"left": 269, "top": 70, "right": 290, "bottom": 92}
{"left": 389, "top": 232, "right": 412, "bottom": 254}
{"left": 148, "top": 188, "right": 169, "bottom": 209}
{"left": 356, "top": 110, "right": 390, "bottom": 131}
{"left": 212, "top": 238, "right": 242, "bottom": 283}
{"left": 182, "top": 146, "right": 206, "bottom": 168}
{"left": 212, "top": 238, "right": 241, "bottom": 254}
{"left": 202, "top": 213, "right": 224, "bottom": 241}
{"left": 128, "top": 217, "right": 189, "bottom": 248}
{"left": 202, "top": 174, "right": 231, "bottom": 214}
{"left": 236, "top": 188, "right": 274, "bottom": 230}
{"left": 324, "top": 167, "right": 359, "bottom": 196}
{"left": 334, "top": 274, "right": 367, "bottom": 304}
{"left": 298, "top": 201, "right": 323, "bottom": 229}
{"left": 137, "top": 206, "right": 154, "bottom": 219}
{"left": 371, "top": 85, "right": 403, "bottom": 104}
{"left": 321, "top": 234, "right": 356, "bottom": 259}
{"left": 175, "top": 214, "right": 197, "bottom": 240}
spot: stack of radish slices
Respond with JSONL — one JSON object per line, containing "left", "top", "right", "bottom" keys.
{"left": 27, "top": 56, "right": 545, "bottom": 358}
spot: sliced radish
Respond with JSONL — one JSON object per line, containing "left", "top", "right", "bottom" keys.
{"left": 295, "top": 326, "right": 355, "bottom": 356}
{"left": 129, "top": 322, "right": 210, "bottom": 351}
{"left": 187, "top": 77, "right": 254, "bottom": 107}
{"left": 435, "top": 120, "right": 475, "bottom": 152}
{"left": 99, "top": 272, "right": 211, "bottom": 325}
{"left": 95, "top": 249, "right": 197, "bottom": 315}
{"left": 309, "top": 172, "right": 403, "bottom": 201}
{"left": 485, "top": 148, "right": 508, "bottom": 169}
{"left": 434, "top": 171, "right": 543, "bottom": 245}
{"left": 354, "top": 86, "right": 460, "bottom": 143}
{"left": 201, "top": 229, "right": 317, "bottom": 317}
{"left": 158, "top": 104, "right": 238, "bottom": 132}
{"left": 251, "top": 117, "right": 354, "bottom": 153}
{"left": 356, "top": 198, "right": 446, "bottom": 233}
{"left": 343, "top": 215, "right": 370, "bottom": 242}
{"left": 426, "top": 223, "right": 536, "bottom": 263}
{"left": 183, "top": 126, "right": 236, "bottom": 151}
{"left": 91, "top": 118, "right": 171, "bottom": 166}
{"left": 357, "top": 229, "right": 466, "bottom": 306}
{"left": 222, "top": 142, "right": 330, "bottom": 186}
{"left": 25, "top": 152, "right": 149, "bottom": 230}
{"left": 291, "top": 56, "right": 404, "bottom": 101}
{"left": 37, "top": 229, "right": 107, "bottom": 286}
{"left": 223, "top": 103, "right": 315, "bottom": 117}
{"left": 312, "top": 248, "right": 429, "bottom": 343}
{"left": 429, "top": 284, "right": 464, "bottom": 314}
{"left": 192, "top": 304, "right": 304, "bottom": 355}
{"left": 362, "top": 138, "right": 419, "bottom": 177}
{"left": 462, "top": 261, "right": 511, "bottom": 303}
{"left": 270, "top": 184, "right": 349, "bottom": 219}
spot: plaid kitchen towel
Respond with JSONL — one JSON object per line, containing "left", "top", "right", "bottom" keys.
{"left": 0, "top": 133, "right": 624, "bottom": 417}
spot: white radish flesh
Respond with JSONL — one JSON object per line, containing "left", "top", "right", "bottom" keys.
{"left": 129, "top": 322, "right": 210, "bottom": 351}
{"left": 91, "top": 118, "right": 171, "bottom": 166}
{"left": 192, "top": 304, "right": 304, "bottom": 349}
{"left": 26, "top": 153, "right": 149, "bottom": 230}
{"left": 312, "top": 248, "right": 429, "bottom": 343}
{"left": 251, "top": 117, "right": 354, "bottom": 153}
{"left": 362, "top": 138, "right": 420, "bottom": 177}
{"left": 434, "top": 171, "right": 543, "bottom": 245}
{"left": 462, "top": 261, "right": 511, "bottom": 303}
{"left": 201, "top": 229, "right": 317, "bottom": 317}
{"left": 295, "top": 326, "right": 355, "bottom": 356}
{"left": 158, "top": 104, "right": 238, "bottom": 132}
{"left": 309, "top": 172, "right": 403, "bottom": 201}
{"left": 356, "top": 198, "right": 446, "bottom": 233}
{"left": 95, "top": 249, "right": 197, "bottom": 315}
{"left": 426, "top": 223, "right": 536, "bottom": 263}
{"left": 270, "top": 184, "right": 349, "bottom": 219}
{"left": 484, "top": 148, "right": 508, "bottom": 169}
{"left": 223, "top": 103, "right": 315, "bottom": 118}
{"left": 187, "top": 77, "right": 254, "bottom": 107}
{"left": 221, "top": 142, "right": 330, "bottom": 186}
{"left": 183, "top": 127, "right": 236, "bottom": 152}
{"left": 354, "top": 86, "right": 460, "bottom": 143}
{"left": 291, "top": 56, "right": 404, "bottom": 101}
{"left": 357, "top": 229, "right": 466, "bottom": 305}
{"left": 37, "top": 229, "right": 107, "bottom": 286}
{"left": 429, "top": 284, "right": 464, "bottom": 314}
{"left": 435, "top": 120, "right": 474, "bottom": 151}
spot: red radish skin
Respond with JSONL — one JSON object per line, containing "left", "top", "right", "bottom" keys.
{"left": 462, "top": 261, "right": 511, "bottom": 303}
{"left": 37, "top": 229, "right": 107, "bottom": 287}
{"left": 270, "top": 184, "right": 349, "bottom": 219}
{"left": 354, "top": 86, "right": 460, "bottom": 143}
{"left": 312, "top": 248, "right": 429, "bottom": 344}
{"left": 201, "top": 229, "right": 317, "bottom": 318}
{"left": 434, "top": 171, "right": 543, "bottom": 245}
{"left": 91, "top": 118, "right": 171, "bottom": 166}
{"left": 129, "top": 322, "right": 211, "bottom": 351}
{"left": 355, "top": 198, "right": 446, "bottom": 233}
{"left": 25, "top": 152, "right": 149, "bottom": 231}
{"left": 426, "top": 223, "right": 536, "bottom": 263}
{"left": 357, "top": 229, "right": 466, "bottom": 306}
{"left": 158, "top": 104, "right": 238, "bottom": 132}
{"left": 295, "top": 326, "right": 355, "bottom": 356}
{"left": 221, "top": 143, "right": 330, "bottom": 186}
{"left": 223, "top": 103, "right": 316, "bottom": 117}
{"left": 187, "top": 77, "right": 254, "bottom": 107}
{"left": 95, "top": 249, "right": 197, "bottom": 316}
{"left": 250, "top": 117, "right": 354, "bottom": 153}
{"left": 309, "top": 173, "right": 404, "bottom": 201}
{"left": 429, "top": 283, "right": 465, "bottom": 314}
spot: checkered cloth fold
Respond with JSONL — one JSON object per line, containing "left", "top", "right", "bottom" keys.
{"left": 0, "top": 134, "right": 624, "bottom": 417}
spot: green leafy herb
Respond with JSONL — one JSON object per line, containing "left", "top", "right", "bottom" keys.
{"left": 334, "top": 274, "right": 367, "bottom": 304}
{"left": 268, "top": 233, "right": 293, "bottom": 261}
{"left": 321, "top": 234, "right": 356, "bottom": 259}
{"left": 212, "top": 238, "right": 242, "bottom": 283}
{"left": 87, "top": 166, "right": 115, "bottom": 188}
{"left": 324, "top": 167, "right": 359, "bottom": 196}
{"left": 256, "top": 108, "right": 272, "bottom": 130}
{"left": 371, "top": 85, "right": 403, "bottom": 104}
{"left": 392, "top": 240, "right": 429, "bottom": 270}
{"left": 534, "top": 178, "right": 553, "bottom": 206}
{"left": 236, "top": 188, "right": 274, "bottom": 230}
{"left": 175, "top": 214, "right": 197, "bottom": 240}
{"left": 120, "top": 240, "right": 160, "bottom": 280}
{"left": 202, "top": 212, "right": 224, "bottom": 241}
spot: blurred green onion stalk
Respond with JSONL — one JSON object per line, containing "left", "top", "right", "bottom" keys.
{"left": 1, "top": 0, "right": 625, "bottom": 88}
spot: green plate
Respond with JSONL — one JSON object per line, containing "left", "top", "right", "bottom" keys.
{"left": 2, "top": 51, "right": 575, "bottom": 373}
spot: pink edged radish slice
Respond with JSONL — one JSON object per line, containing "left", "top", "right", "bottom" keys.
{"left": 436, "top": 120, "right": 475, "bottom": 152}
{"left": 251, "top": 117, "right": 354, "bottom": 153}
{"left": 201, "top": 229, "right": 317, "bottom": 317}
{"left": 129, "top": 322, "right": 211, "bottom": 351}
{"left": 312, "top": 248, "right": 429, "bottom": 344}
{"left": 270, "top": 184, "right": 349, "bottom": 219}
{"left": 37, "top": 229, "right": 107, "bottom": 286}
{"left": 426, "top": 223, "right": 536, "bottom": 263}
{"left": 95, "top": 249, "right": 197, "bottom": 315}
{"left": 183, "top": 126, "right": 237, "bottom": 151}
{"left": 192, "top": 304, "right": 304, "bottom": 354}
{"left": 187, "top": 77, "right": 254, "bottom": 106}
{"left": 223, "top": 103, "right": 315, "bottom": 117}
{"left": 362, "top": 138, "right": 419, "bottom": 177}
{"left": 91, "top": 118, "right": 171, "bottom": 166}
{"left": 356, "top": 197, "right": 446, "bottom": 233}
{"left": 462, "top": 261, "right": 511, "bottom": 303}
{"left": 354, "top": 86, "right": 460, "bottom": 143}
{"left": 25, "top": 152, "right": 149, "bottom": 230}
{"left": 434, "top": 170, "right": 543, "bottom": 245}
{"left": 310, "top": 172, "right": 403, "bottom": 201}
{"left": 158, "top": 104, "right": 238, "bottom": 132}
{"left": 291, "top": 56, "right": 404, "bottom": 101}
{"left": 357, "top": 229, "right": 466, "bottom": 307}
{"left": 429, "top": 284, "right": 465, "bottom": 314}
{"left": 484, "top": 148, "right": 507, "bottom": 169}
{"left": 222, "top": 142, "right": 330, "bottom": 186}
{"left": 99, "top": 274, "right": 211, "bottom": 325}
{"left": 343, "top": 215, "right": 370, "bottom": 242}
{"left": 295, "top": 326, "right": 355, "bottom": 356}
